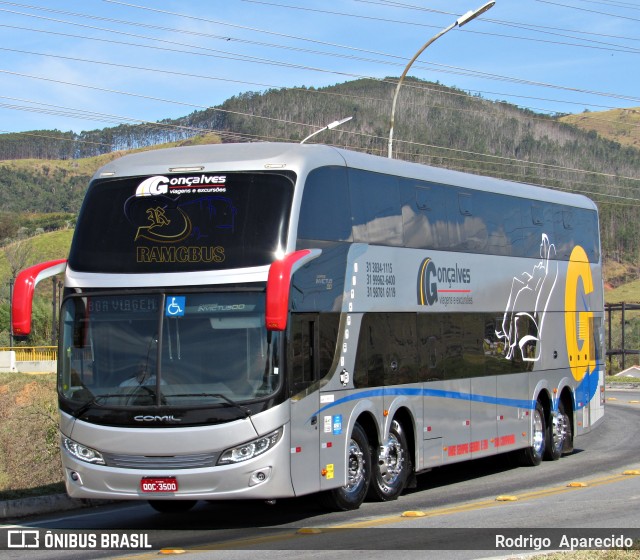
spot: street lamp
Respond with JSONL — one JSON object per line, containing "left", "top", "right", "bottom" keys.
{"left": 387, "top": 1, "right": 495, "bottom": 159}
{"left": 301, "top": 116, "right": 353, "bottom": 144}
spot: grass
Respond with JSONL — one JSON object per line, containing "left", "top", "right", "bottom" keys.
{"left": 606, "top": 376, "right": 640, "bottom": 384}
{"left": 605, "top": 279, "right": 640, "bottom": 305}
{"left": 0, "top": 372, "right": 64, "bottom": 500}
{"left": 559, "top": 108, "right": 640, "bottom": 151}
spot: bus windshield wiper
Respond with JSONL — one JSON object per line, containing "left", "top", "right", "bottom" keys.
{"left": 73, "top": 386, "right": 167, "bottom": 418}
{"left": 72, "top": 393, "right": 123, "bottom": 418}
{"left": 169, "top": 393, "right": 251, "bottom": 418}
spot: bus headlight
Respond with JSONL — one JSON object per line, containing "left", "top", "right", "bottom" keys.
{"left": 62, "top": 436, "right": 106, "bottom": 465}
{"left": 218, "top": 428, "right": 283, "bottom": 465}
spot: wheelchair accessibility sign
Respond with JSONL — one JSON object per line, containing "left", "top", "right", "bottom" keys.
{"left": 165, "top": 296, "right": 186, "bottom": 317}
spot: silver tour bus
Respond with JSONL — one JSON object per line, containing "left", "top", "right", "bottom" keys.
{"left": 13, "top": 142, "right": 604, "bottom": 512}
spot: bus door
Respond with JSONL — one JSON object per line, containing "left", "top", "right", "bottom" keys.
{"left": 289, "top": 313, "right": 322, "bottom": 496}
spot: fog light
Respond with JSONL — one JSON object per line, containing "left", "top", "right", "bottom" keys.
{"left": 69, "top": 471, "right": 83, "bottom": 485}
{"left": 249, "top": 467, "right": 272, "bottom": 487}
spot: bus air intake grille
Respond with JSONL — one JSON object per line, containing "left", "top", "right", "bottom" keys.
{"left": 102, "top": 452, "right": 219, "bottom": 470}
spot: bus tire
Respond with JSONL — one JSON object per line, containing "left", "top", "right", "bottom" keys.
{"left": 545, "top": 400, "right": 571, "bottom": 461}
{"left": 367, "top": 419, "right": 411, "bottom": 502}
{"left": 318, "top": 423, "right": 371, "bottom": 511}
{"left": 518, "top": 401, "right": 545, "bottom": 467}
{"left": 148, "top": 500, "right": 197, "bottom": 513}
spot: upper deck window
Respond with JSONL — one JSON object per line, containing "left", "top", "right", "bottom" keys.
{"left": 69, "top": 171, "right": 294, "bottom": 273}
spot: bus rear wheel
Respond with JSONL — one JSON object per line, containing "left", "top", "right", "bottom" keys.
{"left": 319, "top": 423, "right": 371, "bottom": 511}
{"left": 545, "top": 401, "right": 572, "bottom": 461}
{"left": 367, "top": 420, "right": 411, "bottom": 502}
{"left": 148, "top": 500, "right": 197, "bottom": 513}
{"left": 518, "top": 401, "right": 545, "bottom": 467}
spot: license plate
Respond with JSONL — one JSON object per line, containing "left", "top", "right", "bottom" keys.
{"left": 141, "top": 477, "right": 178, "bottom": 493}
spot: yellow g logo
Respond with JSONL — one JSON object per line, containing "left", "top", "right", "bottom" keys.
{"left": 565, "top": 245, "right": 595, "bottom": 381}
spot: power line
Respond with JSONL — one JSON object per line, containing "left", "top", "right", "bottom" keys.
{"left": 240, "top": 0, "right": 640, "bottom": 54}
{"left": 3, "top": 2, "right": 640, "bottom": 110}
{"left": 536, "top": 0, "right": 640, "bottom": 22}
{"left": 3, "top": 11, "right": 639, "bottom": 109}
{"left": 3, "top": 74, "right": 639, "bottom": 192}
{"left": 10, "top": 42, "right": 640, "bottom": 136}
{"left": 0, "top": 1, "right": 637, "bottom": 192}
{"left": 0, "top": 21, "right": 629, "bottom": 119}
{"left": 358, "top": 0, "right": 640, "bottom": 44}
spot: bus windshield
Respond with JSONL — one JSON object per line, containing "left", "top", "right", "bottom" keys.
{"left": 68, "top": 171, "right": 294, "bottom": 273}
{"left": 59, "top": 291, "right": 279, "bottom": 411}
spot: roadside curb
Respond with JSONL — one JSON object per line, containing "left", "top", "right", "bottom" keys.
{"left": 0, "top": 493, "right": 112, "bottom": 521}
{"left": 606, "top": 383, "right": 640, "bottom": 391}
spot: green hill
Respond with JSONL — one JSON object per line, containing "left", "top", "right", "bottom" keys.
{"left": 1, "top": 78, "right": 640, "bottom": 278}
{"left": 1, "top": 78, "right": 640, "bottom": 270}
{"left": 559, "top": 108, "right": 640, "bottom": 151}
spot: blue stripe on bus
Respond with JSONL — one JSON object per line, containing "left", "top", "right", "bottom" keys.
{"left": 312, "top": 365, "right": 603, "bottom": 422}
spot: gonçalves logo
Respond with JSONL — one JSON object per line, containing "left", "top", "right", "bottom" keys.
{"left": 134, "top": 415, "right": 182, "bottom": 423}
{"left": 135, "top": 175, "right": 227, "bottom": 197}
{"left": 417, "top": 257, "right": 438, "bottom": 306}
{"left": 417, "top": 257, "right": 471, "bottom": 306}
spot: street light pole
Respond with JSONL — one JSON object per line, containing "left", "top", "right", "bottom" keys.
{"left": 387, "top": 1, "right": 495, "bottom": 159}
{"left": 300, "top": 116, "right": 353, "bottom": 144}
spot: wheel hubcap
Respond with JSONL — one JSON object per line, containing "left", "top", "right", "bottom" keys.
{"left": 346, "top": 438, "right": 365, "bottom": 491}
{"left": 532, "top": 410, "right": 544, "bottom": 456}
{"left": 553, "top": 412, "right": 569, "bottom": 451}
{"left": 377, "top": 433, "right": 404, "bottom": 485}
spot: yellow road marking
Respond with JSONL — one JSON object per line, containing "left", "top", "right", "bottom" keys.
{"left": 114, "top": 467, "right": 640, "bottom": 555}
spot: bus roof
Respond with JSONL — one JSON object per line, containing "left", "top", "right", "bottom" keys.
{"left": 93, "top": 142, "right": 596, "bottom": 210}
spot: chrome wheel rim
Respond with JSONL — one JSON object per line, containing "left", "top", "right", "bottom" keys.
{"left": 346, "top": 437, "right": 365, "bottom": 491}
{"left": 532, "top": 408, "right": 544, "bottom": 456}
{"left": 552, "top": 411, "right": 569, "bottom": 452}
{"left": 377, "top": 433, "right": 405, "bottom": 486}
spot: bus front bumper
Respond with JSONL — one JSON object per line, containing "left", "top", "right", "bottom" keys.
{"left": 61, "top": 434, "right": 296, "bottom": 502}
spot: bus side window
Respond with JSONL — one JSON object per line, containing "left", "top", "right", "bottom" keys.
{"left": 554, "top": 206, "right": 599, "bottom": 262}
{"left": 317, "top": 313, "right": 340, "bottom": 382}
{"left": 417, "top": 314, "right": 444, "bottom": 381}
{"left": 448, "top": 191, "right": 488, "bottom": 253}
{"left": 354, "top": 313, "right": 417, "bottom": 387}
{"left": 290, "top": 314, "right": 317, "bottom": 394}
{"left": 400, "top": 180, "right": 449, "bottom": 250}
{"left": 349, "top": 169, "right": 402, "bottom": 246}
{"left": 440, "top": 314, "right": 463, "bottom": 380}
{"left": 553, "top": 206, "right": 575, "bottom": 260}
{"left": 573, "top": 209, "right": 600, "bottom": 262}
{"left": 522, "top": 202, "right": 554, "bottom": 258}
{"left": 298, "top": 166, "right": 352, "bottom": 242}
{"left": 475, "top": 192, "right": 522, "bottom": 256}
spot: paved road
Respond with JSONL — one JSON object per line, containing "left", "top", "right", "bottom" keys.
{"left": 4, "top": 390, "right": 640, "bottom": 559}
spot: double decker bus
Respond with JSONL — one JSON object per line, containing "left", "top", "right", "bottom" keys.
{"left": 13, "top": 142, "right": 604, "bottom": 512}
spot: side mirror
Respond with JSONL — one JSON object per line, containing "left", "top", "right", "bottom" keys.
{"left": 12, "top": 259, "right": 67, "bottom": 336}
{"left": 265, "top": 250, "right": 321, "bottom": 331}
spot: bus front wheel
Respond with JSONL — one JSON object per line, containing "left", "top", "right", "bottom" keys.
{"left": 367, "top": 419, "right": 411, "bottom": 502}
{"left": 318, "top": 423, "right": 371, "bottom": 511}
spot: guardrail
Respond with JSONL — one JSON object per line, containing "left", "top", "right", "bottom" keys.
{"left": 0, "top": 346, "right": 58, "bottom": 362}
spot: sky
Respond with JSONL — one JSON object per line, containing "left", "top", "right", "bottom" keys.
{"left": 1, "top": 0, "right": 639, "bottom": 137}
